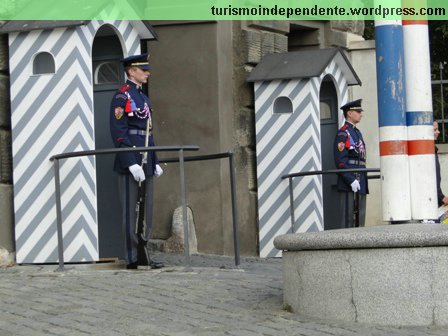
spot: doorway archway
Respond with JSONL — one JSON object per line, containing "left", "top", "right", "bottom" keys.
{"left": 92, "top": 24, "right": 125, "bottom": 258}
{"left": 319, "top": 75, "right": 343, "bottom": 230}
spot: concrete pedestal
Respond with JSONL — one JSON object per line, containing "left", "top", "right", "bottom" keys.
{"left": 273, "top": 224, "right": 448, "bottom": 326}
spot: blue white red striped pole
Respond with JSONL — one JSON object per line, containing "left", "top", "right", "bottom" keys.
{"left": 375, "top": 20, "right": 412, "bottom": 221}
{"left": 402, "top": 15, "right": 438, "bottom": 220}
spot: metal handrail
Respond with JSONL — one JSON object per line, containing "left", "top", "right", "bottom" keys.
{"left": 50, "top": 145, "right": 199, "bottom": 271}
{"left": 281, "top": 168, "right": 380, "bottom": 232}
{"left": 49, "top": 145, "right": 200, "bottom": 161}
{"left": 160, "top": 152, "right": 234, "bottom": 163}
{"left": 281, "top": 168, "right": 380, "bottom": 180}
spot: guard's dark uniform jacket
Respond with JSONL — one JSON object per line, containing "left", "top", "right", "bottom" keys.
{"left": 110, "top": 80, "right": 158, "bottom": 176}
{"left": 334, "top": 121, "right": 368, "bottom": 194}
{"left": 436, "top": 146, "right": 445, "bottom": 206}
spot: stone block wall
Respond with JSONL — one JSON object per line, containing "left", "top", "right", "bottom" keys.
{"left": 0, "top": 33, "right": 14, "bottom": 256}
{"left": 232, "top": 21, "right": 289, "bottom": 254}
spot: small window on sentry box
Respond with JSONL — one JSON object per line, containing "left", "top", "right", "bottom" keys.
{"left": 273, "top": 96, "right": 293, "bottom": 114}
{"left": 33, "top": 52, "right": 55, "bottom": 75}
{"left": 93, "top": 61, "right": 121, "bottom": 85}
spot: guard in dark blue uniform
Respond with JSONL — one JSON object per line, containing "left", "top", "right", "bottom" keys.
{"left": 110, "top": 53, "right": 164, "bottom": 269}
{"left": 334, "top": 99, "right": 368, "bottom": 228}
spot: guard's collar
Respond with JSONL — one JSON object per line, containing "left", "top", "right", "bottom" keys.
{"left": 345, "top": 120, "right": 356, "bottom": 128}
{"left": 126, "top": 79, "right": 141, "bottom": 90}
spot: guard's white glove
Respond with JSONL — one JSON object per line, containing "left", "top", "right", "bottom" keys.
{"left": 129, "top": 164, "right": 146, "bottom": 182}
{"left": 154, "top": 164, "right": 164, "bottom": 177}
{"left": 351, "top": 180, "right": 360, "bottom": 193}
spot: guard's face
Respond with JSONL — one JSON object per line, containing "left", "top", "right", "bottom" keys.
{"left": 347, "top": 110, "right": 362, "bottom": 124}
{"left": 434, "top": 121, "right": 440, "bottom": 140}
{"left": 129, "top": 66, "right": 150, "bottom": 86}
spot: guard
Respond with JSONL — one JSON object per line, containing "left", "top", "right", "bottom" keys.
{"left": 110, "top": 53, "right": 164, "bottom": 269}
{"left": 333, "top": 99, "right": 368, "bottom": 228}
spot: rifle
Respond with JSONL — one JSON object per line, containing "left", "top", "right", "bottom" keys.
{"left": 135, "top": 115, "right": 151, "bottom": 265}
{"left": 353, "top": 176, "right": 360, "bottom": 227}
{"left": 353, "top": 152, "right": 361, "bottom": 228}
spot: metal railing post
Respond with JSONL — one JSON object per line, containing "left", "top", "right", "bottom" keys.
{"left": 228, "top": 153, "right": 240, "bottom": 267}
{"left": 160, "top": 152, "right": 241, "bottom": 267}
{"left": 53, "top": 159, "right": 65, "bottom": 271}
{"left": 288, "top": 177, "right": 295, "bottom": 233}
{"left": 178, "top": 148, "right": 192, "bottom": 271}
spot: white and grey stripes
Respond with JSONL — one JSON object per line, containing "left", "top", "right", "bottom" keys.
{"left": 255, "top": 59, "right": 348, "bottom": 257}
{"left": 11, "top": 18, "right": 143, "bottom": 263}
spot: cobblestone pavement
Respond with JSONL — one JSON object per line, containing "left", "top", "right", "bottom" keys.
{"left": 0, "top": 253, "right": 447, "bottom": 336}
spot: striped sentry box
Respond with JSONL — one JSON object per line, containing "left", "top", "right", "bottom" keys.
{"left": 255, "top": 60, "right": 349, "bottom": 258}
{"left": 11, "top": 19, "right": 143, "bottom": 263}
{"left": 375, "top": 20, "right": 412, "bottom": 221}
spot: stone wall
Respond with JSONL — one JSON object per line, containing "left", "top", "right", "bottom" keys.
{"left": 232, "top": 21, "right": 289, "bottom": 254}
{"left": 148, "top": 22, "right": 237, "bottom": 255}
{"left": 0, "top": 32, "right": 15, "bottom": 258}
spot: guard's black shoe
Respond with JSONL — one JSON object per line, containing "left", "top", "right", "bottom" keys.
{"left": 148, "top": 260, "right": 164, "bottom": 269}
{"left": 138, "top": 255, "right": 165, "bottom": 269}
{"left": 137, "top": 250, "right": 165, "bottom": 269}
{"left": 126, "top": 261, "right": 138, "bottom": 269}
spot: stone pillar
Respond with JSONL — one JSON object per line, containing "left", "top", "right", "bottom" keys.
{"left": 326, "top": 21, "right": 365, "bottom": 48}
{"left": 233, "top": 21, "right": 289, "bottom": 255}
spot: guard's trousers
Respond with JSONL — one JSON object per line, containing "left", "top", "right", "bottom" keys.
{"left": 339, "top": 191, "right": 366, "bottom": 228}
{"left": 118, "top": 174, "right": 154, "bottom": 264}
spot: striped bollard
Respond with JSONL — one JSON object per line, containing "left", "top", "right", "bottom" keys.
{"left": 403, "top": 14, "right": 438, "bottom": 220}
{"left": 375, "top": 19, "right": 412, "bottom": 221}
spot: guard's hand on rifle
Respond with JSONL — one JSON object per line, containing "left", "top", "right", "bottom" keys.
{"left": 129, "top": 164, "right": 146, "bottom": 182}
{"left": 154, "top": 164, "right": 164, "bottom": 177}
{"left": 351, "top": 179, "right": 360, "bottom": 193}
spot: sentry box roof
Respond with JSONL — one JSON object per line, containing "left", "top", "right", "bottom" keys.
{"left": 247, "top": 48, "right": 361, "bottom": 86}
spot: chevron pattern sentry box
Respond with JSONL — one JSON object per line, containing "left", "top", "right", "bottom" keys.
{"left": 255, "top": 60, "right": 348, "bottom": 258}
{"left": 10, "top": 20, "right": 142, "bottom": 263}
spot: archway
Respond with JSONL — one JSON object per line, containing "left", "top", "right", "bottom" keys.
{"left": 319, "top": 75, "right": 342, "bottom": 230}
{"left": 92, "top": 24, "right": 125, "bottom": 258}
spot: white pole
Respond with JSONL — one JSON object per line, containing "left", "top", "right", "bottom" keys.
{"left": 403, "top": 14, "right": 438, "bottom": 220}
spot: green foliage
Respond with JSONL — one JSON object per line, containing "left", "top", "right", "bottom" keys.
{"left": 429, "top": 21, "right": 448, "bottom": 140}
{"left": 363, "top": 20, "right": 375, "bottom": 40}
{"left": 429, "top": 21, "right": 448, "bottom": 80}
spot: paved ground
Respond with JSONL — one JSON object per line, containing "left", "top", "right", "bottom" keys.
{"left": 1, "top": 252, "right": 447, "bottom": 336}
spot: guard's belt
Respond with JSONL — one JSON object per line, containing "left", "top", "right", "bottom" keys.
{"left": 128, "top": 129, "right": 148, "bottom": 136}
{"left": 348, "top": 160, "right": 366, "bottom": 166}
